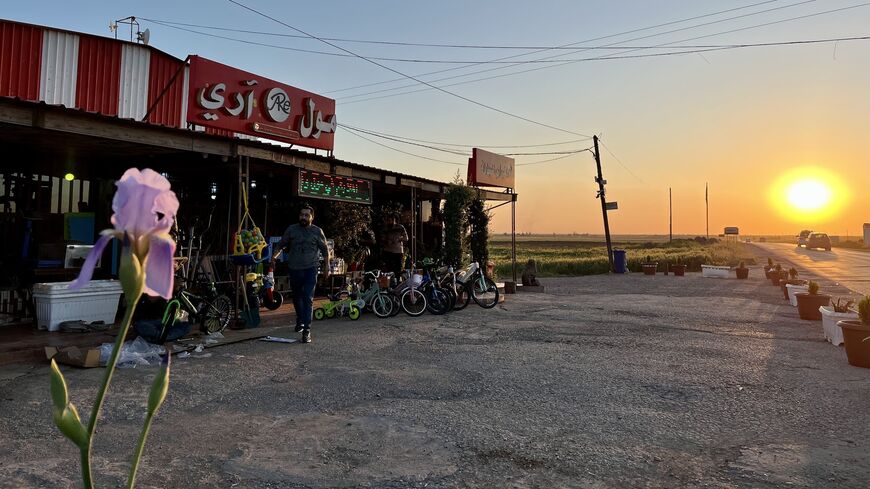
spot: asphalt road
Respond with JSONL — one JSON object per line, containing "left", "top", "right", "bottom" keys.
{"left": 752, "top": 243, "right": 870, "bottom": 296}
{"left": 3, "top": 270, "right": 870, "bottom": 488}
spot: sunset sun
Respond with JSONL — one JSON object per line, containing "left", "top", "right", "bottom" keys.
{"left": 771, "top": 167, "right": 848, "bottom": 223}
{"left": 786, "top": 179, "right": 831, "bottom": 211}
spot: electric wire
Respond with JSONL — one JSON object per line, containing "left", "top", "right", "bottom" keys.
{"left": 339, "top": 1, "right": 866, "bottom": 105}
{"left": 598, "top": 139, "right": 643, "bottom": 183}
{"left": 337, "top": 0, "right": 822, "bottom": 102}
{"left": 342, "top": 123, "right": 594, "bottom": 162}
{"left": 143, "top": 18, "right": 870, "bottom": 65}
{"left": 341, "top": 126, "right": 465, "bottom": 166}
{"left": 338, "top": 123, "right": 592, "bottom": 148}
{"left": 226, "top": 0, "right": 591, "bottom": 138}
{"left": 324, "top": 0, "right": 786, "bottom": 95}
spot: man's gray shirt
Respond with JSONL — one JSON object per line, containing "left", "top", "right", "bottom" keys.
{"left": 276, "top": 224, "right": 329, "bottom": 270}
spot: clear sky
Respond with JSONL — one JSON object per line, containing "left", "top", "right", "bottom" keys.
{"left": 4, "top": 1, "right": 868, "bottom": 236}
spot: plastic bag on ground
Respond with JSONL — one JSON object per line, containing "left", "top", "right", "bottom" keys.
{"left": 99, "top": 336, "right": 166, "bottom": 368}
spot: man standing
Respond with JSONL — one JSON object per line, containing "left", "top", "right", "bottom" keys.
{"left": 379, "top": 214, "right": 408, "bottom": 274}
{"left": 272, "top": 204, "right": 329, "bottom": 343}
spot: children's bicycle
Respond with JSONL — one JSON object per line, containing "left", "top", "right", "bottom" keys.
{"left": 313, "top": 281, "right": 366, "bottom": 321}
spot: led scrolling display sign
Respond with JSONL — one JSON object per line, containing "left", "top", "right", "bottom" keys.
{"left": 297, "top": 169, "right": 373, "bottom": 205}
{"left": 187, "top": 56, "right": 337, "bottom": 151}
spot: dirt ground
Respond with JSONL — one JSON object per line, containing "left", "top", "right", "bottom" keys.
{"left": 1, "top": 269, "right": 869, "bottom": 488}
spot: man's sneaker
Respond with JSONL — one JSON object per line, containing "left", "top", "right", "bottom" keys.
{"left": 301, "top": 330, "right": 311, "bottom": 343}
{"left": 295, "top": 324, "right": 304, "bottom": 333}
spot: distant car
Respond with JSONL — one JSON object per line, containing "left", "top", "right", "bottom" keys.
{"left": 797, "top": 229, "right": 813, "bottom": 247}
{"left": 806, "top": 232, "right": 832, "bottom": 251}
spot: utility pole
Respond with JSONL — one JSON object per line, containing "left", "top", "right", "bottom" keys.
{"left": 705, "top": 182, "right": 709, "bottom": 239}
{"left": 669, "top": 187, "right": 673, "bottom": 242}
{"left": 592, "top": 135, "right": 614, "bottom": 273}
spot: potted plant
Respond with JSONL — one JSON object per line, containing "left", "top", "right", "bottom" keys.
{"left": 769, "top": 264, "right": 785, "bottom": 286}
{"left": 763, "top": 258, "right": 774, "bottom": 279}
{"left": 670, "top": 262, "right": 686, "bottom": 277}
{"left": 735, "top": 261, "right": 749, "bottom": 280}
{"left": 642, "top": 255, "right": 657, "bottom": 276}
{"left": 820, "top": 298, "right": 857, "bottom": 346}
{"left": 837, "top": 296, "right": 870, "bottom": 368}
{"left": 782, "top": 268, "right": 808, "bottom": 302}
{"left": 795, "top": 281, "right": 831, "bottom": 320}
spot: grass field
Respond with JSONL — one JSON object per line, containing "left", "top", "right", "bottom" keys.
{"left": 489, "top": 239, "right": 757, "bottom": 278}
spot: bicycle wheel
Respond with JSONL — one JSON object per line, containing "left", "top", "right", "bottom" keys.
{"left": 348, "top": 306, "right": 361, "bottom": 320}
{"left": 471, "top": 275, "right": 500, "bottom": 309}
{"left": 401, "top": 289, "right": 427, "bottom": 317}
{"left": 426, "top": 288, "right": 451, "bottom": 315}
{"left": 325, "top": 306, "right": 336, "bottom": 318}
{"left": 263, "top": 291, "right": 283, "bottom": 311}
{"left": 453, "top": 282, "right": 471, "bottom": 310}
{"left": 371, "top": 292, "right": 394, "bottom": 318}
{"left": 389, "top": 294, "right": 402, "bottom": 317}
{"left": 313, "top": 308, "right": 325, "bottom": 320}
{"left": 201, "top": 295, "right": 232, "bottom": 334}
{"left": 442, "top": 286, "right": 457, "bottom": 311}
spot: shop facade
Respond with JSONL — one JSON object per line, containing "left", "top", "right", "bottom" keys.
{"left": 0, "top": 18, "right": 515, "bottom": 326}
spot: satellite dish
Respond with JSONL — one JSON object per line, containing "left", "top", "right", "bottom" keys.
{"left": 137, "top": 28, "right": 150, "bottom": 45}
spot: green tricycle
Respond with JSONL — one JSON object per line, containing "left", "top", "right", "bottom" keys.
{"left": 313, "top": 295, "right": 366, "bottom": 321}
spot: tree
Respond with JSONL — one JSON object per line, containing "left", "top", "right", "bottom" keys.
{"left": 442, "top": 183, "right": 473, "bottom": 267}
{"left": 468, "top": 195, "right": 490, "bottom": 266}
{"left": 321, "top": 202, "right": 372, "bottom": 261}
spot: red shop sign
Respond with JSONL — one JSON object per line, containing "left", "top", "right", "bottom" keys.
{"left": 187, "top": 56, "right": 337, "bottom": 151}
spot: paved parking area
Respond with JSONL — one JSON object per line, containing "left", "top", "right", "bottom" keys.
{"left": 1, "top": 271, "right": 869, "bottom": 488}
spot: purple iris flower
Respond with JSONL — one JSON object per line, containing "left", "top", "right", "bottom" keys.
{"left": 68, "top": 169, "right": 179, "bottom": 299}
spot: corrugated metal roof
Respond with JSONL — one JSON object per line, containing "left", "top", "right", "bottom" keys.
{"left": 0, "top": 22, "right": 41, "bottom": 100}
{"left": 76, "top": 35, "right": 120, "bottom": 115}
{"left": 39, "top": 29, "right": 78, "bottom": 107}
{"left": 146, "top": 51, "right": 185, "bottom": 127}
{"left": 118, "top": 43, "right": 149, "bottom": 120}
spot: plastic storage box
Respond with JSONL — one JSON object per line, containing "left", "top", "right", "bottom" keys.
{"left": 33, "top": 280, "right": 123, "bottom": 331}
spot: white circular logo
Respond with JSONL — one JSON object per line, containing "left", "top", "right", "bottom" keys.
{"left": 263, "top": 87, "right": 291, "bottom": 123}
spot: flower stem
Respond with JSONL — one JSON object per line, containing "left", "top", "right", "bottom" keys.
{"left": 82, "top": 291, "right": 142, "bottom": 489}
{"left": 127, "top": 413, "right": 154, "bottom": 489}
{"left": 80, "top": 448, "right": 93, "bottom": 489}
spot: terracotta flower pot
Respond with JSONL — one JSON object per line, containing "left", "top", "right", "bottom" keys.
{"left": 736, "top": 267, "right": 749, "bottom": 279}
{"left": 642, "top": 263, "right": 657, "bottom": 275}
{"left": 795, "top": 293, "right": 830, "bottom": 320}
{"left": 671, "top": 264, "right": 686, "bottom": 276}
{"left": 838, "top": 320, "right": 870, "bottom": 368}
{"left": 770, "top": 272, "right": 786, "bottom": 286}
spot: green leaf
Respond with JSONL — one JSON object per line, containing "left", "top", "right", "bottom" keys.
{"left": 49, "top": 359, "right": 69, "bottom": 411}
{"left": 54, "top": 403, "right": 88, "bottom": 449}
{"left": 147, "top": 355, "right": 170, "bottom": 416}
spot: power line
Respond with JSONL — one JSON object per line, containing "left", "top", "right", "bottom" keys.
{"left": 341, "top": 123, "right": 593, "bottom": 159}
{"left": 338, "top": 125, "right": 469, "bottom": 156}
{"left": 339, "top": 1, "right": 866, "bottom": 105}
{"left": 341, "top": 126, "right": 465, "bottom": 166}
{"left": 225, "top": 0, "right": 591, "bottom": 138}
{"left": 338, "top": 0, "right": 821, "bottom": 102}
{"left": 325, "top": 0, "right": 792, "bottom": 95}
{"left": 338, "top": 123, "right": 592, "bottom": 149}
{"left": 141, "top": 16, "right": 803, "bottom": 51}
{"left": 516, "top": 152, "right": 591, "bottom": 166}
{"left": 598, "top": 139, "right": 643, "bottom": 183}
{"left": 142, "top": 18, "right": 870, "bottom": 65}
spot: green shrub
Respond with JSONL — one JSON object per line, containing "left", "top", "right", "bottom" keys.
{"left": 808, "top": 281, "right": 819, "bottom": 295}
{"left": 858, "top": 296, "right": 870, "bottom": 326}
